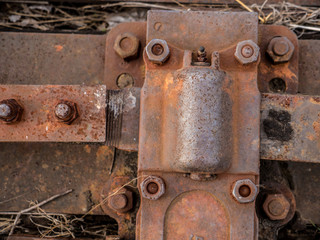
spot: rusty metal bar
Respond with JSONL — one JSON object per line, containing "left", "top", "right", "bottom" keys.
{"left": 261, "top": 93, "right": 320, "bottom": 163}
{"left": 0, "top": 85, "right": 106, "bottom": 142}
{"left": 0, "top": 33, "right": 106, "bottom": 86}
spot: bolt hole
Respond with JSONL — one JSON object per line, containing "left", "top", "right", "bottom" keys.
{"left": 146, "top": 182, "right": 159, "bottom": 195}
{"left": 239, "top": 184, "right": 251, "bottom": 198}
{"left": 151, "top": 44, "right": 164, "bottom": 56}
{"left": 269, "top": 78, "right": 286, "bottom": 93}
{"left": 116, "top": 73, "right": 134, "bottom": 89}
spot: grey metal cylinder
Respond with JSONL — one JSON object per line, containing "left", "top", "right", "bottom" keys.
{"left": 164, "top": 66, "right": 233, "bottom": 173}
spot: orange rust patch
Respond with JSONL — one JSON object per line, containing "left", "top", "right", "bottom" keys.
{"left": 84, "top": 145, "right": 91, "bottom": 154}
{"left": 307, "top": 133, "right": 315, "bottom": 141}
{"left": 55, "top": 150, "right": 63, "bottom": 157}
{"left": 96, "top": 146, "right": 113, "bottom": 162}
{"left": 54, "top": 45, "right": 63, "bottom": 52}
{"left": 312, "top": 120, "right": 320, "bottom": 140}
{"left": 310, "top": 97, "right": 320, "bottom": 105}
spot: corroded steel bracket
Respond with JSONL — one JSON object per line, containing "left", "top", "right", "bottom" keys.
{"left": 137, "top": 11, "right": 261, "bottom": 239}
{"left": 95, "top": 9, "right": 303, "bottom": 239}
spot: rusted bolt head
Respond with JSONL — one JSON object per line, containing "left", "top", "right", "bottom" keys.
{"left": 108, "top": 188, "right": 133, "bottom": 213}
{"left": 55, "top": 103, "right": 71, "bottom": 119}
{"left": 114, "top": 32, "right": 140, "bottom": 60}
{"left": 109, "top": 194, "right": 127, "bottom": 210}
{"left": 0, "top": 104, "right": 12, "bottom": 118}
{"left": 232, "top": 179, "right": 258, "bottom": 203}
{"left": 55, "top": 100, "right": 79, "bottom": 125}
{"left": 235, "top": 40, "right": 260, "bottom": 65}
{"left": 267, "top": 37, "right": 294, "bottom": 63}
{"left": 0, "top": 99, "right": 23, "bottom": 123}
{"left": 263, "top": 194, "right": 290, "bottom": 220}
{"left": 141, "top": 176, "right": 165, "bottom": 200}
{"left": 146, "top": 39, "right": 170, "bottom": 65}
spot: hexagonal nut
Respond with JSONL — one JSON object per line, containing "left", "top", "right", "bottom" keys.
{"left": 232, "top": 179, "right": 258, "bottom": 203}
{"left": 108, "top": 188, "right": 133, "bottom": 213}
{"left": 55, "top": 100, "right": 79, "bottom": 125}
{"left": 263, "top": 194, "right": 290, "bottom": 221}
{"left": 267, "top": 36, "right": 294, "bottom": 63}
{"left": 114, "top": 32, "right": 140, "bottom": 60}
{"left": 146, "top": 39, "right": 170, "bottom": 65}
{"left": 0, "top": 99, "right": 23, "bottom": 123}
{"left": 140, "top": 176, "right": 165, "bottom": 200}
{"left": 234, "top": 40, "right": 260, "bottom": 65}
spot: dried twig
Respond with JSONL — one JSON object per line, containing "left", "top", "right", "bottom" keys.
{"left": 250, "top": 2, "right": 320, "bottom": 34}
{"left": 82, "top": 176, "right": 146, "bottom": 218}
{"left": 8, "top": 189, "right": 73, "bottom": 236}
{"left": 82, "top": 1, "right": 182, "bottom": 11}
{"left": 235, "top": 0, "right": 265, "bottom": 22}
{"left": 1, "top": 1, "right": 319, "bottom": 37}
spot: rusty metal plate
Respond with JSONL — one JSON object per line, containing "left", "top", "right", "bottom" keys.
{"left": 137, "top": 10, "right": 260, "bottom": 240}
{"left": 0, "top": 85, "right": 106, "bottom": 142}
{"left": 139, "top": 10, "right": 260, "bottom": 175}
{"left": 0, "top": 33, "right": 106, "bottom": 86}
{"left": 104, "top": 22, "right": 146, "bottom": 90}
{"left": 286, "top": 161, "right": 320, "bottom": 224}
{"left": 137, "top": 172, "right": 258, "bottom": 240}
{"left": 147, "top": 11, "right": 259, "bottom": 57}
{"left": 258, "top": 25, "right": 299, "bottom": 94}
{"left": 261, "top": 93, "right": 320, "bottom": 163}
{"left": 299, "top": 40, "right": 320, "bottom": 95}
{"left": 0, "top": 143, "right": 114, "bottom": 214}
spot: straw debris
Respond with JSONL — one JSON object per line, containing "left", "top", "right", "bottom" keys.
{"left": 0, "top": 1, "right": 319, "bottom": 37}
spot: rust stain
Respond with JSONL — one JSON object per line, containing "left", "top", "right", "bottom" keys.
{"left": 54, "top": 45, "right": 63, "bottom": 52}
{"left": 55, "top": 150, "right": 63, "bottom": 156}
{"left": 313, "top": 121, "right": 320, "bottom": 139}
{"left": 96, "top": 146, "right": 113, "bottom": 162}
{"left": 0, "top": 85, "right": 106, "bottom": 142}
{"left": 84, "top": 145, "right": 91, "bottom": 154}
{"left": 138, "top": 11, "right": 260, "bottom": 240}
{"left": 310, "top": 97, "right": 320, "bottom": 104}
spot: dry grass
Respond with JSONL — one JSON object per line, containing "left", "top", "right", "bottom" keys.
{"left": 251, "top": 2, "right": 320, "bottom": 37}
{"left": 0, "top": 1, "right": 319, "bottom": 37}
{"left": 0, "top": 177, "right": 144, "bottom": 238}
{"left": 0, "top": 216, "right": 15, "bottom": 234}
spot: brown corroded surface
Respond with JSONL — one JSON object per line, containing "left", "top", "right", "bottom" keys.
{"left": 0, "top": 33, "right": 105, "bottom": 86}
{"left": 164, "top": 191, "right": 229, "bottom": 239}
{"left": 0, "top": 85, "right": 106, "bottom": 142}
{"left": 261, "top": 93, "right": 320, "bottom": 163}
{"left": 0, "top": 143, "right": 114, "bottom": 214}
{"left": 137, "top": 10, "right": 260, "bottom": 240}
{"left": 137, "top": 173, "right": 258, "bottom": 240}
{"left": 258, "top": 25, "right": 299, "bottom": 94}
{"left": 104, "top": 22, "right": 146, "bottom": 90}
